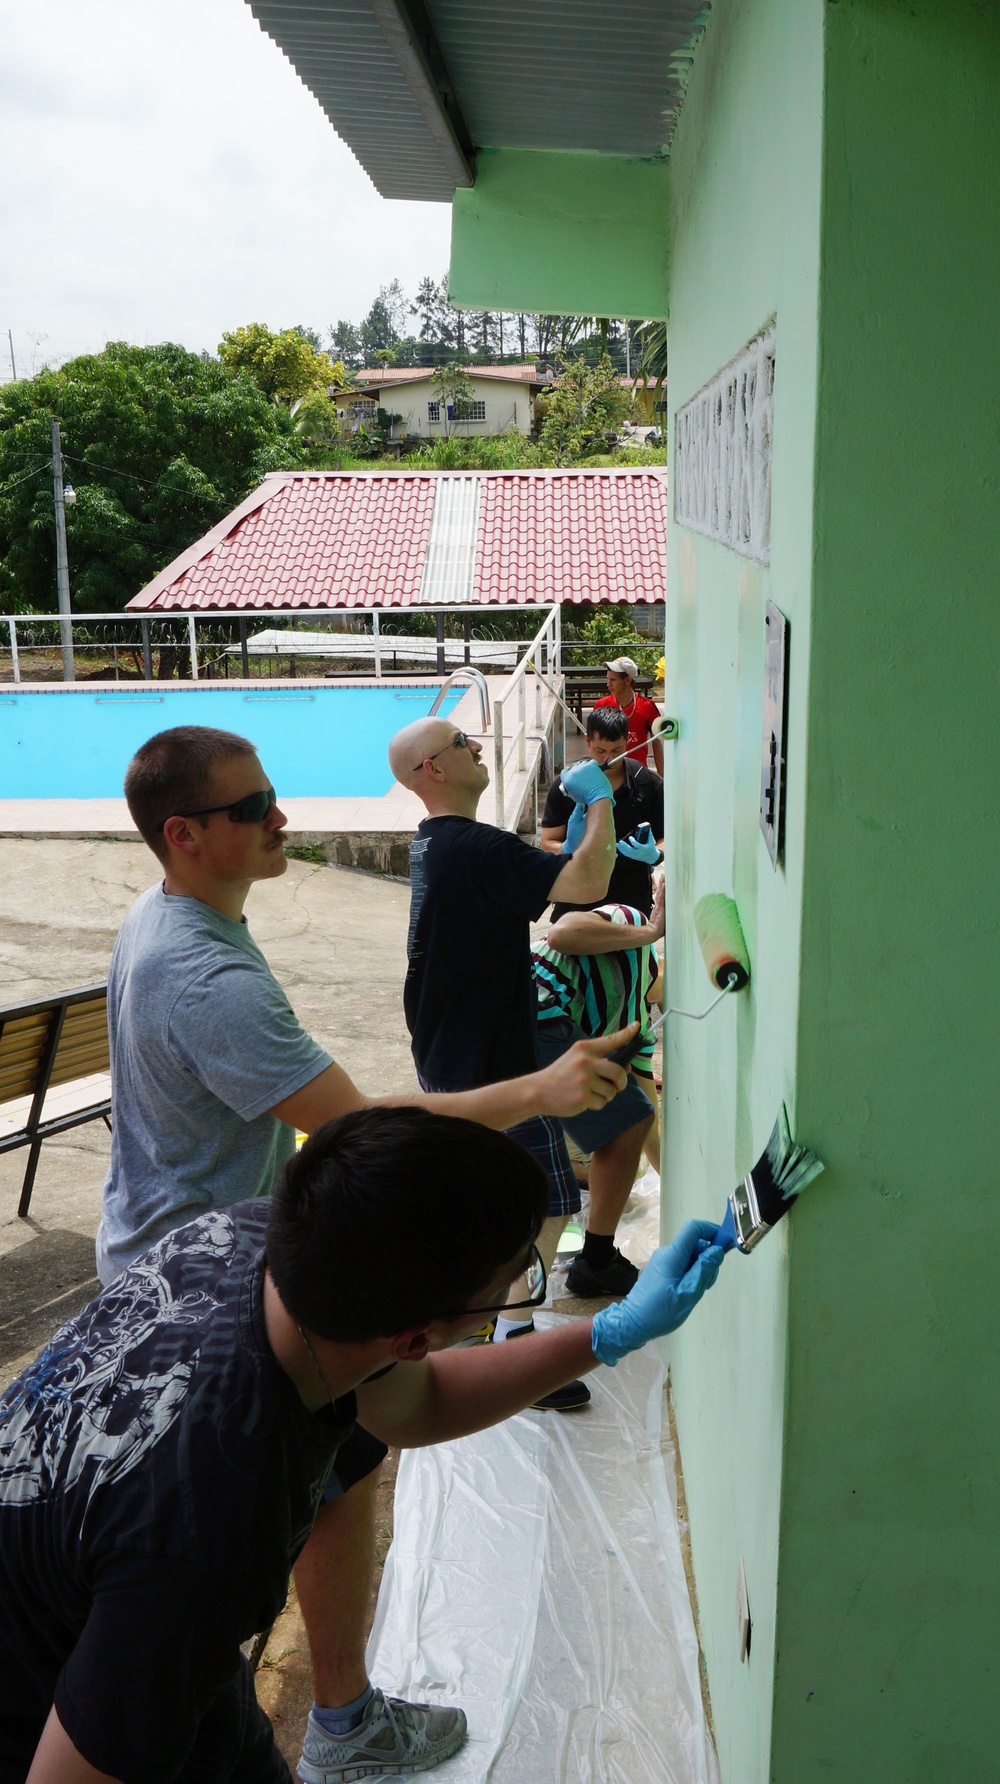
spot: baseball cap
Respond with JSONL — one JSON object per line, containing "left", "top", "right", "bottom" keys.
{"left": 604, "top": 657, "right": 640, "bottom": 679}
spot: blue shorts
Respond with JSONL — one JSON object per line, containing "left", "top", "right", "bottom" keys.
{"left": 534, "top": 1018, "right": 655, "bottom": 1152}
{"left": 417, "top": 1075, "right": 581, "bottom": 1219}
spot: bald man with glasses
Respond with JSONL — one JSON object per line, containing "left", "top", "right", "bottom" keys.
{"left": 388, "top": 716, "right": 646, "bottom": 1412}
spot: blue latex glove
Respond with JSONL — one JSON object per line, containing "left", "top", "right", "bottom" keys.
{"left": 590, "top": 1220, "right": 725, "bottom": 1366}
{"left": 616, "top": 821, "right": 662, "bottom": 865}
{"left": 559, "top": 759, "right": 615, "bottom": 807}
{"left": 562, "top": 801, "right": 587, "bottom": 855}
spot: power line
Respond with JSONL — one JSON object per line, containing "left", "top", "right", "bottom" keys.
{"left": 0, "top": 461, "right": 50, "bottom": 498}
{"left": 62, "top": 452, "right": 222, "bottom": 500}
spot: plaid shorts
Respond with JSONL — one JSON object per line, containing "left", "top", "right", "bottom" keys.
{"left": 417, "top": 1078, "right": 581, "bottom": 1219}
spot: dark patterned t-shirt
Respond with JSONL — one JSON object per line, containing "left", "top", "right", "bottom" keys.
{"left": 0, "top": 1203, "right": 353, "bottom": 1784}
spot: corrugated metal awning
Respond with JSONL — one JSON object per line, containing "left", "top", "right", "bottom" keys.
{"left": 245, "top": 0, "right": 709, "bottom": 201}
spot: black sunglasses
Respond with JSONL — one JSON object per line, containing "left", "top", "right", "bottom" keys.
{"left": 415, "top": 732, "right": 470, "bottom": 772}
{"left": 436, "top": 1245, "right": 547, "bottom": 1322}
{"left": 159, "top": 785, "right": 278, "bottom": 830}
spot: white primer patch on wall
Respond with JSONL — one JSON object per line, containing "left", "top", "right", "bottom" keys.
{"left": 673, "top": 327, "right": 775, "bottom": 565}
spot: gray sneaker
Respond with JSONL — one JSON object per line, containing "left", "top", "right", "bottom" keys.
{"left": 297, "top": 1690, "right": 468, "bottom": 1782}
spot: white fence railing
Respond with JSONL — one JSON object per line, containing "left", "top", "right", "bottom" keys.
{"left": 0, "top": 607, "right": 555, "bottom": 685}
{"left": 492, "top": 606, "right": 566, "bottom": 827}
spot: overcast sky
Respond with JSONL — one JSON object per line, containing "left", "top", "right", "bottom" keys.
{"left": 1, "top": 0, "right": 452, "bottom": 382}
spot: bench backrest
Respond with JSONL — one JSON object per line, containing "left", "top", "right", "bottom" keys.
{"left": 0, "top": 986, "right": 109, "bottom": 1110}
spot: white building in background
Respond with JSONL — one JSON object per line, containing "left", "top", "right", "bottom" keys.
{"left": 343, "top": 364, "right": 545, "bottom": 439}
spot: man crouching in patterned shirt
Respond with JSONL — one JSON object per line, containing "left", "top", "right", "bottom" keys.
{"left": 0, "top": 1107, "right": 724, "bottom": 1784}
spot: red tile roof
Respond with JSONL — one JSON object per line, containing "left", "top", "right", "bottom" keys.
{"left": 356, "top": 364, "right": 539, "bottom": 388}
{"left": 127, "top": 469, "right": 667, "bottom": 612}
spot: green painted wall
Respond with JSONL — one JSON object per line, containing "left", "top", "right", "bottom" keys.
{"left": 663, "top": 1, "right": 1000, "bottom": 1781}
{"left": 773, "top": 4, "right": 1000, "bottom": 1779}
{"left": 449, "top": 148, "right": 669, "bottom": 319}
{"left": 659, "top": 4, "right": 825, "bottom": 1781}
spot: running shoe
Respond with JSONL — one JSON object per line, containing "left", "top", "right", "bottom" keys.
{"left": 565, "top": 1247, "right": 640, "bottom": 1298}
{"left": 298, "top": 1690, "right": 467, "bottom": 1783}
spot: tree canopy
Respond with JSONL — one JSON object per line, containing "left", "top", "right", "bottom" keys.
{"left": 535, "top": 356, "right": 635, "bottom": 462}
{"left": 217, "top": 323, "right": 336, "bottom": 403}
{"left": 0, "top": 341, "right": 298, "bottom": 613}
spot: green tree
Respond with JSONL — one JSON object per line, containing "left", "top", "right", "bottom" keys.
{"left": 329, "top": 320, "right": 363, "bottom": 369}
{"left": 535, "top": 354, "right": 635, "bottom": 462}
{"left": 430, "top": 363, "right": 477, "bottom": 436}
{"left": 217, "top": 323, "right": 335, "bottom": 403}
{"left": 0, "top": 341, "right": 298, "bottom": 613}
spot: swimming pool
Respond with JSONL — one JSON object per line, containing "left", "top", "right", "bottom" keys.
{"left": 0, "top": 683, "right": 462, "bottom": 800}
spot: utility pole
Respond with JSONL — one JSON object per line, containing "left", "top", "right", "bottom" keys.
{"left": 51, "top": 418, "right": 74, "bottom": 681}
{"left": 7, "top": 331, "right": 16, "bottom": 381}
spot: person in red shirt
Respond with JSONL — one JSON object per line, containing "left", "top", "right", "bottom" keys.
{"left": 593, "top": 657, "right": 663, "bottom": 774}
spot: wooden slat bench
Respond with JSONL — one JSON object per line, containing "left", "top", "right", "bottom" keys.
{"left": 0, "top": 985, "right": 111, "bottom": 1219}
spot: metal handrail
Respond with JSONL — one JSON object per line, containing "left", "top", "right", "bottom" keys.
{"left": 492, "top": 606, "right": 563, "bottom": 826}
{"left": 428, "top": 666, "right": 491, "bottom": 731}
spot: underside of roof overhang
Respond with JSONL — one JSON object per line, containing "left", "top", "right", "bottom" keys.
{"left": 246, "top": 0, "right": 710, "bottom": 203}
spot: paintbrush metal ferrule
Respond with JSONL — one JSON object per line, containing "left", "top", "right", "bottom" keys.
{"left": 721, "top": 1108, "right": 824, "bottom": 1254}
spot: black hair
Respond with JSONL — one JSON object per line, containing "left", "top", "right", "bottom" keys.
{"left": 124, "top": 725, "right": 258, "bottom": 860}
{"left": 266, "top": 1106, "right": 549, "bottom": 1341}
{"left": 587, "top": 706, "right": 628, "bottom": 743}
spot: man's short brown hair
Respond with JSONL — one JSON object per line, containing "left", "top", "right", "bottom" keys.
{"left": 124, "top": 726, "right": 257, "bottom": 860}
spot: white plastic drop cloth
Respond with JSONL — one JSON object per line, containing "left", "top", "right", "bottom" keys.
{"left": 367, "top": 1169, "right": 719, "bottom": 1784}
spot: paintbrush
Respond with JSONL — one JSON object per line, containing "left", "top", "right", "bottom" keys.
{"left": 716, "top": 1107, "right": 824, "bottom": 1253}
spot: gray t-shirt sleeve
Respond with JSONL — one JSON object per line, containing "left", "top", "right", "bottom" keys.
{"left": 168, "top": 959, "right": 331, "bottom": 1123}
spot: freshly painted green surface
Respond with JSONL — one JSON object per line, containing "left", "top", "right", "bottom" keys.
{"left": 662, "top": 1, "right": 1000, "bottom": 1781}
{"left": 660, "top": 4, "right": 824, "bottom": 1781}
{"left": 449, "top": 149, "right": 669, "bottom": 320}
{"left": 773, "top": 4, "right": 1000, "bottom": 1780}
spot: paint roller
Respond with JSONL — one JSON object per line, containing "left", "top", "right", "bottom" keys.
{"left": 606, "top": 892, "right": 750, "bottom": 1066}
{"left": 604, "top": 890, "right": 825, "bottom": 1251}
{"left": 603, "top": 712, "right": 678, "bottom": 768}
{"left": 554, "top": 713, "right": 679, "bottom": 793}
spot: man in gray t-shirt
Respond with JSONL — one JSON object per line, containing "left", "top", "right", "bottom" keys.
{"left": 97, "top": 885, "right": 330, "bottom": 1283}
{"left": 105, "top": 723, "right": 628, "bottom": 1784}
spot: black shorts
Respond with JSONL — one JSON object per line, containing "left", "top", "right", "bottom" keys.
{"left": 320, "top": 1423, "right": 388, "bottom": 1502}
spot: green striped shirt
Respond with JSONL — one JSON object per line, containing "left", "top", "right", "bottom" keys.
{"left": 532, "top": 914, "right": 659, "bottom": 1075}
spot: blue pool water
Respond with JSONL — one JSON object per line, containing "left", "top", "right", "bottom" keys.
{"left": 0, "top": 684, "right": 462, "bottom": 800}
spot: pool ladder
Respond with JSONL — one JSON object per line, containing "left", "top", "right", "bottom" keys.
{"left": 428, "top": 667, "right": 491, "bottom": 734}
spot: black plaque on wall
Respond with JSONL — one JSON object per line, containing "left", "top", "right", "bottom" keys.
{"left": 760, "top": 602, "right": 789, "bottom": 868}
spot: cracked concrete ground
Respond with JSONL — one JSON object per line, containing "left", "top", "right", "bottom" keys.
{"left": 0, "top": 837, "right": 417, "bottom": 1392}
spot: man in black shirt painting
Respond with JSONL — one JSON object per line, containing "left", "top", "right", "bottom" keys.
{"left": 541, "top": 706, "right": 665, "bottom": 920}
{"left": 389, "top": 716, "right": 656, "bottom": 1354}
{"left": 0, "top": 1107, "right": 724, "bottom": 1784}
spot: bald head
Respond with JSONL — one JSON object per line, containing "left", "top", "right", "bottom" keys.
{"left": 387, "top": 718, "right": 457, "bottom": 790}
{"left": 388, "top": 715, "right": 487, "bottom": 817}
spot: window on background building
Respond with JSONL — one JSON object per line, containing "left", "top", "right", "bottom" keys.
{"left": 451, "top": 399, "right": 487, "bottom": 423}
{"left": 427, "top": 401, "right": 441, "bottom": 422}
{"left": 351, "top": 401, "right": 377, "bottom": 420}
{"left": 654, "top": 401, "right": 668, "bottom": 414}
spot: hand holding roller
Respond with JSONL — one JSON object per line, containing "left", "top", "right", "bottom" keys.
{"left": 606, "top": 891, "right": 751, "bottom": 1066}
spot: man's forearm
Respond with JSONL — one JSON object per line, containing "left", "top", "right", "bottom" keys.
{"left": 548, "top": 800, "right": 615, "bottom": 903}
{"left": 547, "top": 915, "right": 663, "bottom": 955}
{"left": 381, "top": 1074, "right": 546, "bottom": 1132}
{"left": 370, "top": 1324, "right": 599, "bottom": 1447}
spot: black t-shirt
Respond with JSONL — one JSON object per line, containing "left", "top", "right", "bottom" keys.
{"left": 0, "top": 1204, "right": 353, "bottom": 1784}
{"left": 404, "top": 815, "right": 563, "bottom": 1088}
{"left": 542, "top": 760, "right": 664, "bottom": 920}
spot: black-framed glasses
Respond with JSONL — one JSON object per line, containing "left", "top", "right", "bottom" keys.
{"left": 437, "top": 1244, "right": 547, "bottom": 1322}
{"left": 159, "top": 785, "right": 278, "bottom": 830}
{"left": 415, "top": 732, "right": 469, "bottom": 772}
